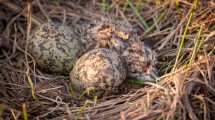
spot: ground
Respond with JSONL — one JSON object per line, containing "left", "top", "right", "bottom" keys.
{"left": 0, "top": 0, "right": 215, "bottom": 120}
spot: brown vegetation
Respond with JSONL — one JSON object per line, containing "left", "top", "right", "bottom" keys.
{"left": 0, "top": 0, "right": 215, "bottom": 119}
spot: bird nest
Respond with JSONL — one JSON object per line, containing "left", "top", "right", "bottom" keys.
{"left": 0, "top": 0, "right": 215, "bottom": 120}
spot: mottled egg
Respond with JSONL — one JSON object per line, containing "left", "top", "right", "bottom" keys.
{"left": 29, "top": 22, "right": 83, "bottom": 74}
{"left": 70, "top": 48, "right": 127, "bottom": 96}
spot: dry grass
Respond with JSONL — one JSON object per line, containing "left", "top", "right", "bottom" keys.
{"left": 0, "top": 0, "right": 215, "bottom": 120}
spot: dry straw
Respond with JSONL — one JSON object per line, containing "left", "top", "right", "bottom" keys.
{"left": 0, "top": 0, "right": 214, "bottom": 119}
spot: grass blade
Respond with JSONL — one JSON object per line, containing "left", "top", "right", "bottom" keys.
{"left": 100, "top": 0, "right": 110, "bottom": 12}
{"left": 22, "top": 103, "right": 28, "bottom": 120}
{"left": 208, "top": 47, "right": 215, "bottom": 56}
{"left": 172, "top": 11, "right": 194, "bottom": 71}
{"left": 126, "top": 0, "right": 149, "bottom": 30}
{"left": 189, "top": 25, "right": 203, "bottom": 64}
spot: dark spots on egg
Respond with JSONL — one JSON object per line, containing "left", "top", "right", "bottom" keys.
{"left": 29, "top": 18, "right": 158, "bottom": 96}
{"left": 70, "top": 48, "right": 126, "bottom": 96}
{"left": 28, "top": 22, "right": 83, "bottom": 74}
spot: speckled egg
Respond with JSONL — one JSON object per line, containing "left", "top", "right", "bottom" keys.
{"left": 70, "top": 48, "right": 127, "bottom": 96}
{"left": 29, "top": 22, "right": 83, "bottom": 74}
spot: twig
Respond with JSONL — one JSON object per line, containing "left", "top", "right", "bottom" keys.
{"left": 1, "top": 1, "right": 42, "bottom": 25}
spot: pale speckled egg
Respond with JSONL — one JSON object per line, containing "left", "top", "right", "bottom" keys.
{"left": 70, "top": 48, "right": 127, "bottom": 96}
{"left": 29, "top": 22, "right": 84, "bottom": 74}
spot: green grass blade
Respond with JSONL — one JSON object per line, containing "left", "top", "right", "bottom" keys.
{"left": 0, "top": 105, "right": 5, "bottom": 117}
{"left": 122, "top": 1, "right": 129, "bottom": 12}
{"left": 126, "top": 79, "right": 145, "bottom": 85}
{"left": 173, "top": 11, "right": 194, "bottom": 71}
{"left": 22, "top": 103, "right": 28, "bottom": 120}
{"left": 126, "top": 0, "right": 149, "bottom": 29}
{"left": 189, "top": 25, "right": 203, "bottom": 64}
{"left": 144, "top": 11, "right": 166, "bottom": 35}
{"left": 26, "top": 73, "right": 36, "bottom": 100}
{"left": 100, "top": 0, "right": 111, "bottom": 12}
{"left": 173, "top": 0, "right": 199, "bottom": 71}
{"left": 208, "top": 47, "right": 215, "bottom": 56}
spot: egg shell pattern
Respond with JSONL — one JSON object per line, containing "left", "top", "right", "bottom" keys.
{"left": 29, "top": 22, "right": 83, "bottom": 74}
{"left": 70, "top": 48, "right": 127, "bottom": 93}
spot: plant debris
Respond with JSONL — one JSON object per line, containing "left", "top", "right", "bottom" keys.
{"left": 0, "top": 0, "right": 215, "bottom": 120}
